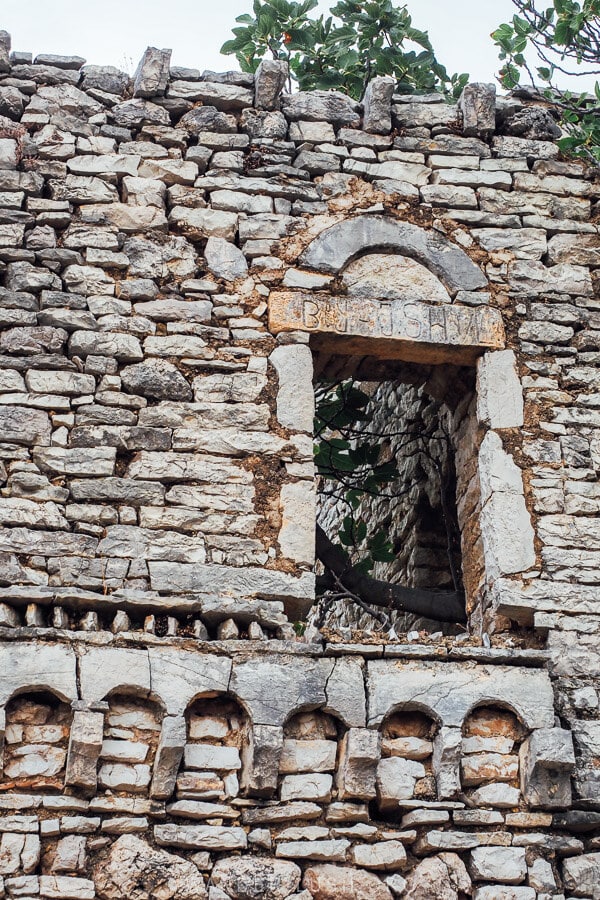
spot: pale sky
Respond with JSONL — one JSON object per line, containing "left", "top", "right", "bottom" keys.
{"left": 0, "top": 0, "right": 595, "bottom": 90}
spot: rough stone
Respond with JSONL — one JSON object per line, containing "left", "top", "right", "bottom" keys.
{"left": 94, "top": 834, "right": 207, "bottom": 898}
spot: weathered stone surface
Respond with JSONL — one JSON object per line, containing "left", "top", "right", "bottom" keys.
{"left": 211, "top": 857, "right": 300, "bottom": 899}
{"left": 477, "top": 350, "right": 523, "bottom": 429}
{"left": 363, "top": 77, "right": 395, "bottom": 134}
{"left": 133, "top": 47, "right": 171, "bottom": 98}
{"left": 520, "top": 727, "right": 575, "bottom": 808}
{"left": 169, "top": 206, "right": 238, "bottom": 241}
{"left": 254, "top": 59, "right": 288, "bottom": 110}
{"left": 404, "top": 854, "right": 471, "bottom": 900}
{"left": 204, "top": 236, "right": 248, "bottom": 280}
{"left": 303, "top": 864, "right": 393, "bottom": 900}
{"left": 94, "top": 834, "right": 207, "bottom": 898}
{"left": 281, "top": 90, "right": 360, "bottom": 125}
{"left": 351, "top": 840, "right": 407, "bottom": 871}
{"left": 269, "top": 291, "right": 504, "bottom": 365}
{"left": 368, "top": 661, "right": 554, "bottom": 730}
{"left": 460, "top": 83, "right": 496, "bottom": 138}
{"left": 336, "top": 728, "right": 380, "bottom": 801}
{"left": 470, "top": 847, "right": 526, "bottom": 884}
{"left": 121, "top": 360, "right": 192, "bottom": 401}
{"left": 155, "top": 824, "right": 247, "bottom": 851}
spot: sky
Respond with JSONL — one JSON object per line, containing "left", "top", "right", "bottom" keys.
{"left": 0, "top": 0, "right": 595, "bottom": 90}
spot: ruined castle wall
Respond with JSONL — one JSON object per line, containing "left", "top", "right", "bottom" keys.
{"left": 0, "top": 33, "right": 598, "bottom": 899}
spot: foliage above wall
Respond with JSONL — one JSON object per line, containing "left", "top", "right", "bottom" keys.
{"left": 493, "top": 0, "right": 600, "bottom": 161}
{"left": 221, "top": 0, "right": 469, "bottom": 99}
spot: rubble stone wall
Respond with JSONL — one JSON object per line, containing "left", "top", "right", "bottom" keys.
{"left": 0, "top": 31, "right": 598, "bottom": 900}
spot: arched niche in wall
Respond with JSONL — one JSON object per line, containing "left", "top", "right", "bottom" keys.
{"left": 460, "top": 703, "right": 526, "bottom": 809}
{"left": 176, "top": 694, "right": 249, "bottom": 805}
{"left": 97, "top": 691, "right": 165, "bottom": 796}
{"left": 1, "top": 690, "right": 72, "bottom": 790}
{"left": 278, "top": 709, "right": 342, "bottom": 805}
{"left": 376, "top": 706, "right": 440, "bottom": 816}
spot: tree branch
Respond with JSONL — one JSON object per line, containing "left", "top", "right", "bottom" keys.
{"left": 315, "top": 524, "right": 467, "bottom": 624}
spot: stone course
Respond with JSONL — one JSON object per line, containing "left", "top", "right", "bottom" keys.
{"left": 0, "top": 31, "right": 597, "bottom": 900}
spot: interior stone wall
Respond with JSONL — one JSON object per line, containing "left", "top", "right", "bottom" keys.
{"left": 0, "top": 30, "right": 598, "bottom": 900}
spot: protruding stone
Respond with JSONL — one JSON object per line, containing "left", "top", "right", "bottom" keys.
{"left": 336, "top": 728, "right": 380, "bottom": 801}
{"left": 303, "top": 864, "right": 393, "bottom": 900}
{"left": 363, "top": 76, "right": 395, "bottom": 134}
{"left": 460, "top": 83, "right": 496, "bottom": 138}
{"left": 133, "top": 47, "right": 172, "bottom": 98}
{"left": 204, "top": 236, "right": 248, "bottom": 280}
{"left": 93, "top": 834, "right": 207, "bottom": 898}
{"left": 520, "top": 727, "right": 575, "bottom": 808}
{"left": 254, "top": 60, "right": 288, "bottom": 110}
{"left": 65, "top": 710, "right": 104, "bottom": 793}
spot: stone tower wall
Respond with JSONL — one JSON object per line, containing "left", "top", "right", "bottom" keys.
{"left": 0, "top": 34, "right": 598, "bottom": 899}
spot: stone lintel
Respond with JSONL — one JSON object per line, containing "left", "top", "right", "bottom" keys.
{"left": 269, "top": 292, "right": 505, "bottom": 366}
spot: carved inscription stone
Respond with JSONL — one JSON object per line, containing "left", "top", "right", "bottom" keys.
{"left": 269, "top": 292, "right": 505, "bottom": 365}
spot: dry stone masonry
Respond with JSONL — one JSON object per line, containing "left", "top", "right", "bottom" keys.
{"left": 0, "top": 30, "right": 597, "bottom": 899}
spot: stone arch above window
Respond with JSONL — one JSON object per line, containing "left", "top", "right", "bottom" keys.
{"left": 299, "top": 214, "right": 488, "bottom": 294}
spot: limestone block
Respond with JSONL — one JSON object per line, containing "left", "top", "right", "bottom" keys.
{"left": 65, "top": 710, "right": 104, "bottom": 793}
{"left": 151, "top": 715, "right": 186, "bottom": 801}
{"left": 460, "top": 82, "right": 496, "bottom": 138}
{"left": 323, "top": 657, "right": 366, "bottom": 728}
{"left": 336, "top": 728, "right": 380, "bottom": 801}
{"left": 39, "top": 875, "right": 95, "bottom": 899}
{"left": 377, "top": 757, "right": 425, "bottom": 807}
{"left": 211, "top": 857, "right": 300, "bottom": 899}
{"left": 280, "top": 773, "right": 333, "bottom": 802}
{"left": 281, "top": 90, "right": 361, "bottom": 125}
{"left": 155, "top": 824, "right": 247, "bottom": 851}
{"left": 112, "top": 98, "right": 170, "bottom": 127}
{"left": 368, "top": 661, "right": 554, "bottom": 730}
{"left": 470, "top": 847, "right": 526, "bottom": 884}
{"left": 433, "top": 726, "right": 462, "bottom": 799}
{"left": 204, "top": 236, "right": 248, "bottom": 280}
{"left": 184, "top": 744, "right": 241, "bottom": 771}
{"left": 278, "top": 481, "right": 315, "bottom": 566}
{"left": 520, "top": 727, "right": 575, "bottom": 808}
{"left": 0, "top": 643, "right": 77, "bottom": 706}
{"left": 148, "top": 649, "right": 231, "bottom": 716}
{"left": 121, "top": 360, "right": 193, "bottom": 401}
{"left": 269, "top": 343, "right": 314, "bottom": 433}
{"left": 479, "top": 436, "right": 536, "bottom": 578}
{"left": 562, "top": 853, "right": 600, "bottom": 897}
{"left": 472, "top": 889, "right": 534, "bottom": 900}
{"left": 169, "top": 206, "right": 238, "bottom": 241}
{"left": 241, "top": 724, "right": 283, "bottom": 798}
{"left": 254, "top": 59, "right": 288, "bottom": 110}
{"left": 231, "top": 657, "right": 332, "bottom": 726}
{"left": 149, "top": 562, "right": 315, "bottom": 621}
{"left": 276, "top": 838, "right": 349, "bottom": 861}
{"left": 0, "top": 407, "right": 52, "bottom": 445}
{"left": 133, "top": 47, "right": 171, "bottom": 98}
{"left": 303, "top": 864, "right": 393, "bottom": 900}
{"left": 94, "top": 834, "right": 207, "bottom": 899}
{"left": 351, "top": 840, "right": 407, "bottom": 870}
{"left": 33, "top": 447, "right": 116, "bottom": 477}
{"left": 79, "top": 648, "right": 150, "bottom": 703}
{"left": 477, "top": 350, "right": 524, "bottom": 429}
{"left": 461, "top": 753, "right": 519, "bottom": 787}
{"left": 469, "top": 783, "right": 521, "bottom": 808}
{"left": 98, "top": 525, "right": 205, "bottom": 563}
{"left": 98, "top": 763, "right": 151, "bottom": 791}
{"left": 0, "top": 832, "right": 40, "bottom": 875}
{"left": 363, "top": 76, "right": 395, "bottom": 134}
{"left": 279, "top": 739, "right": 337, "bottom": 774}
{"left": 69, "top": 330, "right": 143, "bottom": 362}
{"left": 269, "top": 291, "right": 503, "bottom": 365}
{"left": 51, "top": 834, "right": 86, "bottom": 873}
{"left": 299, "top": 214, "right": 487, "bottom": 292}
{"left": 342, "top": 252, "right": 451, "bottom": 304}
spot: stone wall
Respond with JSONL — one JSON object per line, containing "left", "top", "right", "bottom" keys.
{"left": 0, "top": 31, "right": 598, "bottom": 900}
